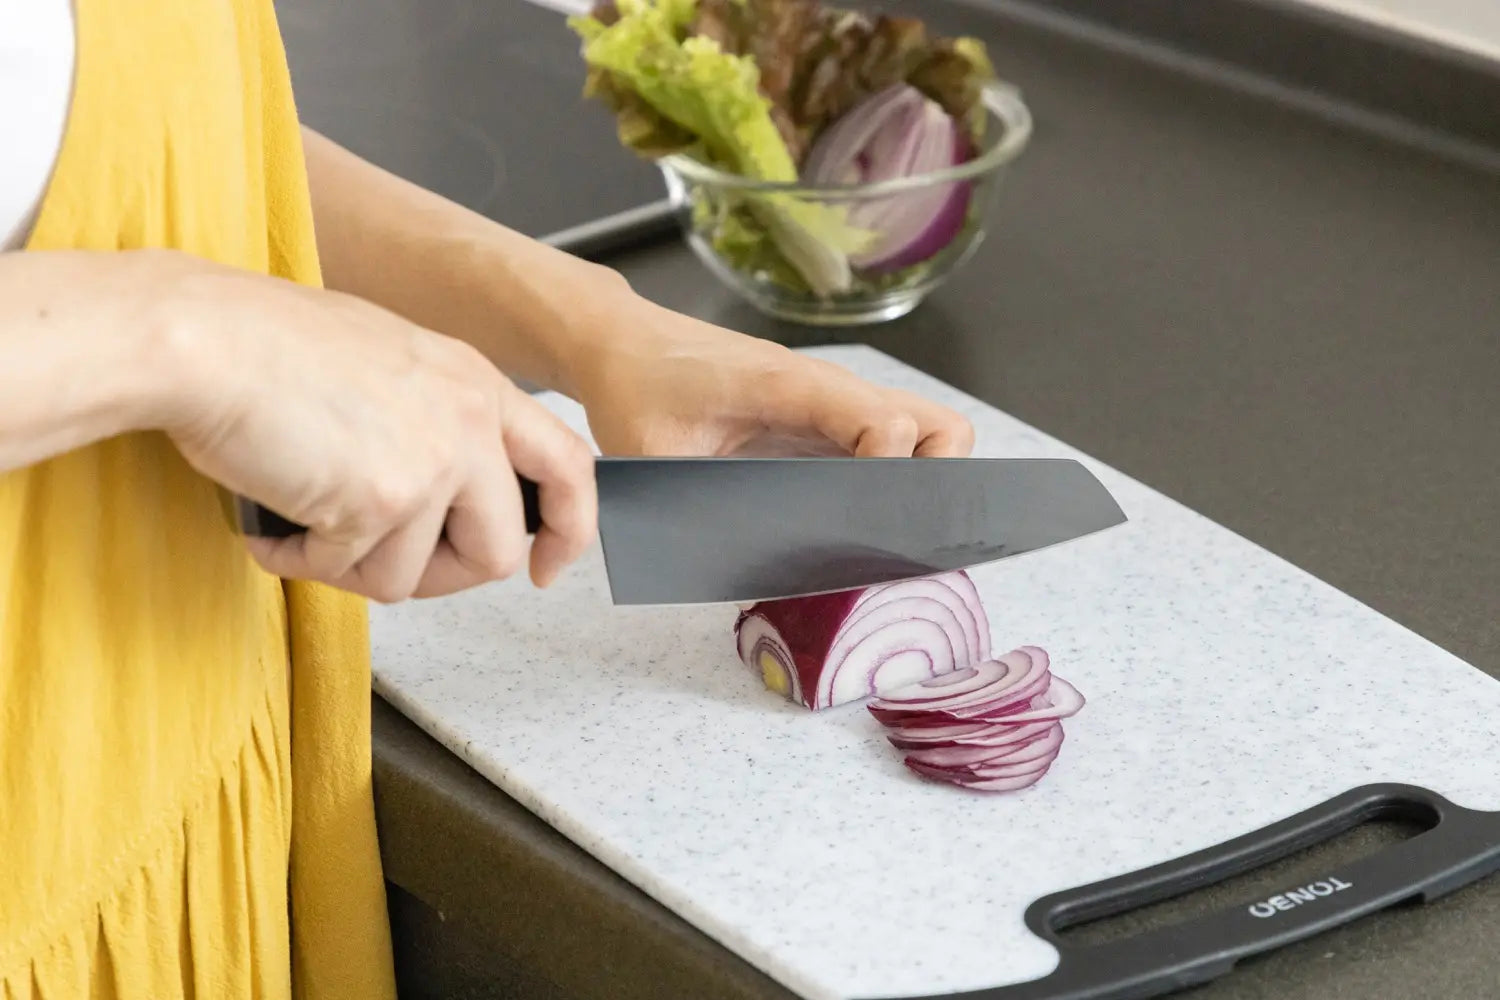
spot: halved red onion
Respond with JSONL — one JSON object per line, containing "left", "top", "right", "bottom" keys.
{"left": 732, "top": 570, "right": 990, "bottom": 710}
{"left": 868, "top": 645, "right": 1086, "bottom": 793}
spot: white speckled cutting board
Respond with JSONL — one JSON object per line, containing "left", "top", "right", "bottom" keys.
{"left": 369, "top": 345, "right": 1500, "bottom": 1000}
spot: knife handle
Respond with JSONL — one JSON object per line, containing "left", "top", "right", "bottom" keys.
{"left": 238, "top": 474, "right": 543, "bottom": 539}
{"left": 914, "top": 784, "right": 1500, "bottom": 1000}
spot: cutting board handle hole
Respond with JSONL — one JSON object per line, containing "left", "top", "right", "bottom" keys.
{"left": 990, "top": 787, "right": 1500, "bottom": 1000}
{"left": 1045, "top": 795, "right": 1439, "bottom": 947}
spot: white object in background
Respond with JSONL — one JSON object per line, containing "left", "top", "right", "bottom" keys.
{"left": 1290, "top": 0, "right": 1500, "bottom": 65}
{"left": 0, "top": 0, "right": 75, "bottom": 252}
{"left": 513, "top": 0, "right": 1500, "bottom": 64}
{"left": 369, "top": 344, "right": 1500, "bottom": 1000}
{"left": 516, "top": 0, "right": 594, "bottom": 16}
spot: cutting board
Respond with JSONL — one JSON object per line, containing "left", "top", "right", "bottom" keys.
{"left": 368, "top": 345, "right": 1500, "bottom": 1000}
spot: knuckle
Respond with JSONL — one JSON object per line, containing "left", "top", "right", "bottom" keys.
{"left": 431, "top": 334, "right": 488, "bottom": 370}
{"left": 481, "top": 545, "right": 526, "bottom": 582}
{"left": 452, "top": 381, "right": 498, "bottom": 430}
{"left": 366, "top": 475, "right": 422, "bottom": 523}
{"left": 565, "top": 436, "right": 595, "bottom": 476}
{"left": 426, "top": 438, "right": 460, "bottom": 485}
{"left": 954, "top": 415, "right": 977, "bottom": 449}
{"left": 472, "top": 530, "right": 527, "bottom": 582}
{"left": 753, "top": 350, "right": 798, "bottom": 385}
{"left": 881, "top": 413, "right": 921, "bottom": 442}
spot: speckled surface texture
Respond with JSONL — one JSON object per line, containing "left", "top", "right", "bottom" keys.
{"left": 368, "top": 345, "right": 1500, "bottom": 1000}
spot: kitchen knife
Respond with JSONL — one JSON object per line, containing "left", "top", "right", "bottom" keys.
{"left": 237, "top": 456, "right": 1126, "bottom": 606}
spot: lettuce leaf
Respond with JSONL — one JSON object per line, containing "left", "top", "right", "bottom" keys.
{"left": 572, "top": 0, "right": 791, "bottom": 179}
{"left": 570, "top": 0, "right": 874, "bottom": 295}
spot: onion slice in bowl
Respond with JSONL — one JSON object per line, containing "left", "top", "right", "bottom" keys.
{"left": 802, "top": 83, "right": 975, "bottom": 274}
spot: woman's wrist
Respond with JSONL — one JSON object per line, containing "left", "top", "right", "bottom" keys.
{"left": 429, "top": 226, "right": 640, "bottom": 400}
{"left": 0, "top": 247, "right": 215, "bottom": 471}
{"left": 126, "top": 249, "right": 247, "bottom": 436}
{"left": 507, "top": 250, "right": 640, "bottom": 400}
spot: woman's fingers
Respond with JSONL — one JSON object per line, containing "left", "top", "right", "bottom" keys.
{"left": 498, "top": 387, "right": 598, "bottom": 588}
{"left": 755, "top": 356, "right": 975, "bottom": 458}
{"left": 246, "top": 518, "right": 392, "bottom": 588}
{"left": 409, "top": 455, "right": 528, "bottom": 599}
{"left": 854, "top": 412, "right": 921, "bottom": 457}
{"left": 337, "top": 498, "right": 453, "bottom": 602}
{"left": 246, "top": 393, "right": 596, "bottom": 600}
{"left": 893, "top": 389, "right": 976, "bottom": 457}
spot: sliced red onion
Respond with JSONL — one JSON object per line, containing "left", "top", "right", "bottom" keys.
{"left": 905, "top": 726, "right": 1063, "bottom": 770}
{"left": 960, "top": 677, "right": 1085, "bottom": 725}
{"left": 732, "top": 570, "right": 990, "bottom": 710}
{"left": 907, "top": 759, "right": 1053, "bottom": 791}
{"left": 802, "top": 84, "right": 974, "bottom": 274}
{"left": 867, "top": 645, "right": 1086, "bottom": 793}
{"left": 867, "top": 660, "right": 1002, "bottom": 706}
{"left": 880, "top": 719, "right": 997, "bottom": 742}
{"left": 887, "top": 719, "right": 1055, "bottom": 751}
{"left": 869, "top": 646, "right": 1047, "bottom": 717}
{"left": 965, "top": 744, "right": 1064, "bottom": 779}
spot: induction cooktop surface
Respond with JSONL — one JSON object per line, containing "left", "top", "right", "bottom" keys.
{"left": 274, "top": 0, "right": 665, "bottom": 239}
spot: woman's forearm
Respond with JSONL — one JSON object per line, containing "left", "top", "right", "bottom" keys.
{"left": 0, "top": 249, "right": 190, "bottom": 474}
{"left": 299, "top": 127, "right": 625, "bottom": 398}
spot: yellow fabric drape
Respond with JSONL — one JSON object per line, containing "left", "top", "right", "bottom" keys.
{"left": 0, "top": 1, "right": 397, "bottom": 996}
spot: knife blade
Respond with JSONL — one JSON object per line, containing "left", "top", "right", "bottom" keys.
{"left": 237, "top": 456, "right": 1126, "bottom": 606}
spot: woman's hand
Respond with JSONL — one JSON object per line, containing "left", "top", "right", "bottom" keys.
{"left": 296, "top": 129, "right": 973, "bottom": 462}
{"left": 151, "top": 252, "right": 597, "bottom": 601}
{"left": 568, "top": 295, "right": 975, "bottom": 459}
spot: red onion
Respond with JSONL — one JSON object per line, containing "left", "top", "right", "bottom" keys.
{"left": 907, "top": 761, "right": 1053, "bottom": 792}
{"left": 802, "top": 84, "right": 973, "bottom": 273}
{"left": 733, "top": 570, "right": 990, "bottom": 710}
{"left": 886, "top": 719, "right": 1053, "bottom": 751}
{"left": 867, "top": 646, "right": 1085, "bottom": 793}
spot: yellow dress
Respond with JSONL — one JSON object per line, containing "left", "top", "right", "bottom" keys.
{"left": 0, "top": 0, "right": 398, "bottom": 996}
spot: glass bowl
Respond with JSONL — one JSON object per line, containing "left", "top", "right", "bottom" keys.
{"left": 657, "top": 82, "right": 1033, "bottom": 326}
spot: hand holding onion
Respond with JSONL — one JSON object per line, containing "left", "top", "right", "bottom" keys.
{"left": 568, "top": 295, "right": 974, "bottom": 458}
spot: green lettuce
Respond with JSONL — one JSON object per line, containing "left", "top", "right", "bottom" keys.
{"left": 572, "top": 0, "right": 791, "bottom": 180}
{"left": 569, "top": 0, "right": 875, "bottom": 296}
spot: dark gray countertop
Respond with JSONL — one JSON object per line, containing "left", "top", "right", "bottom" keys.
{"left": 270, "top": 0, "right": 1500, "bottom": 995}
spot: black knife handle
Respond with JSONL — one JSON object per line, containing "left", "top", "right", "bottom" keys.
{"left": 884, "top": 783, "right": 1500, "bottom": 1000}
{"left": 239, "top": 474, "right": 543, "bottom": 538}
